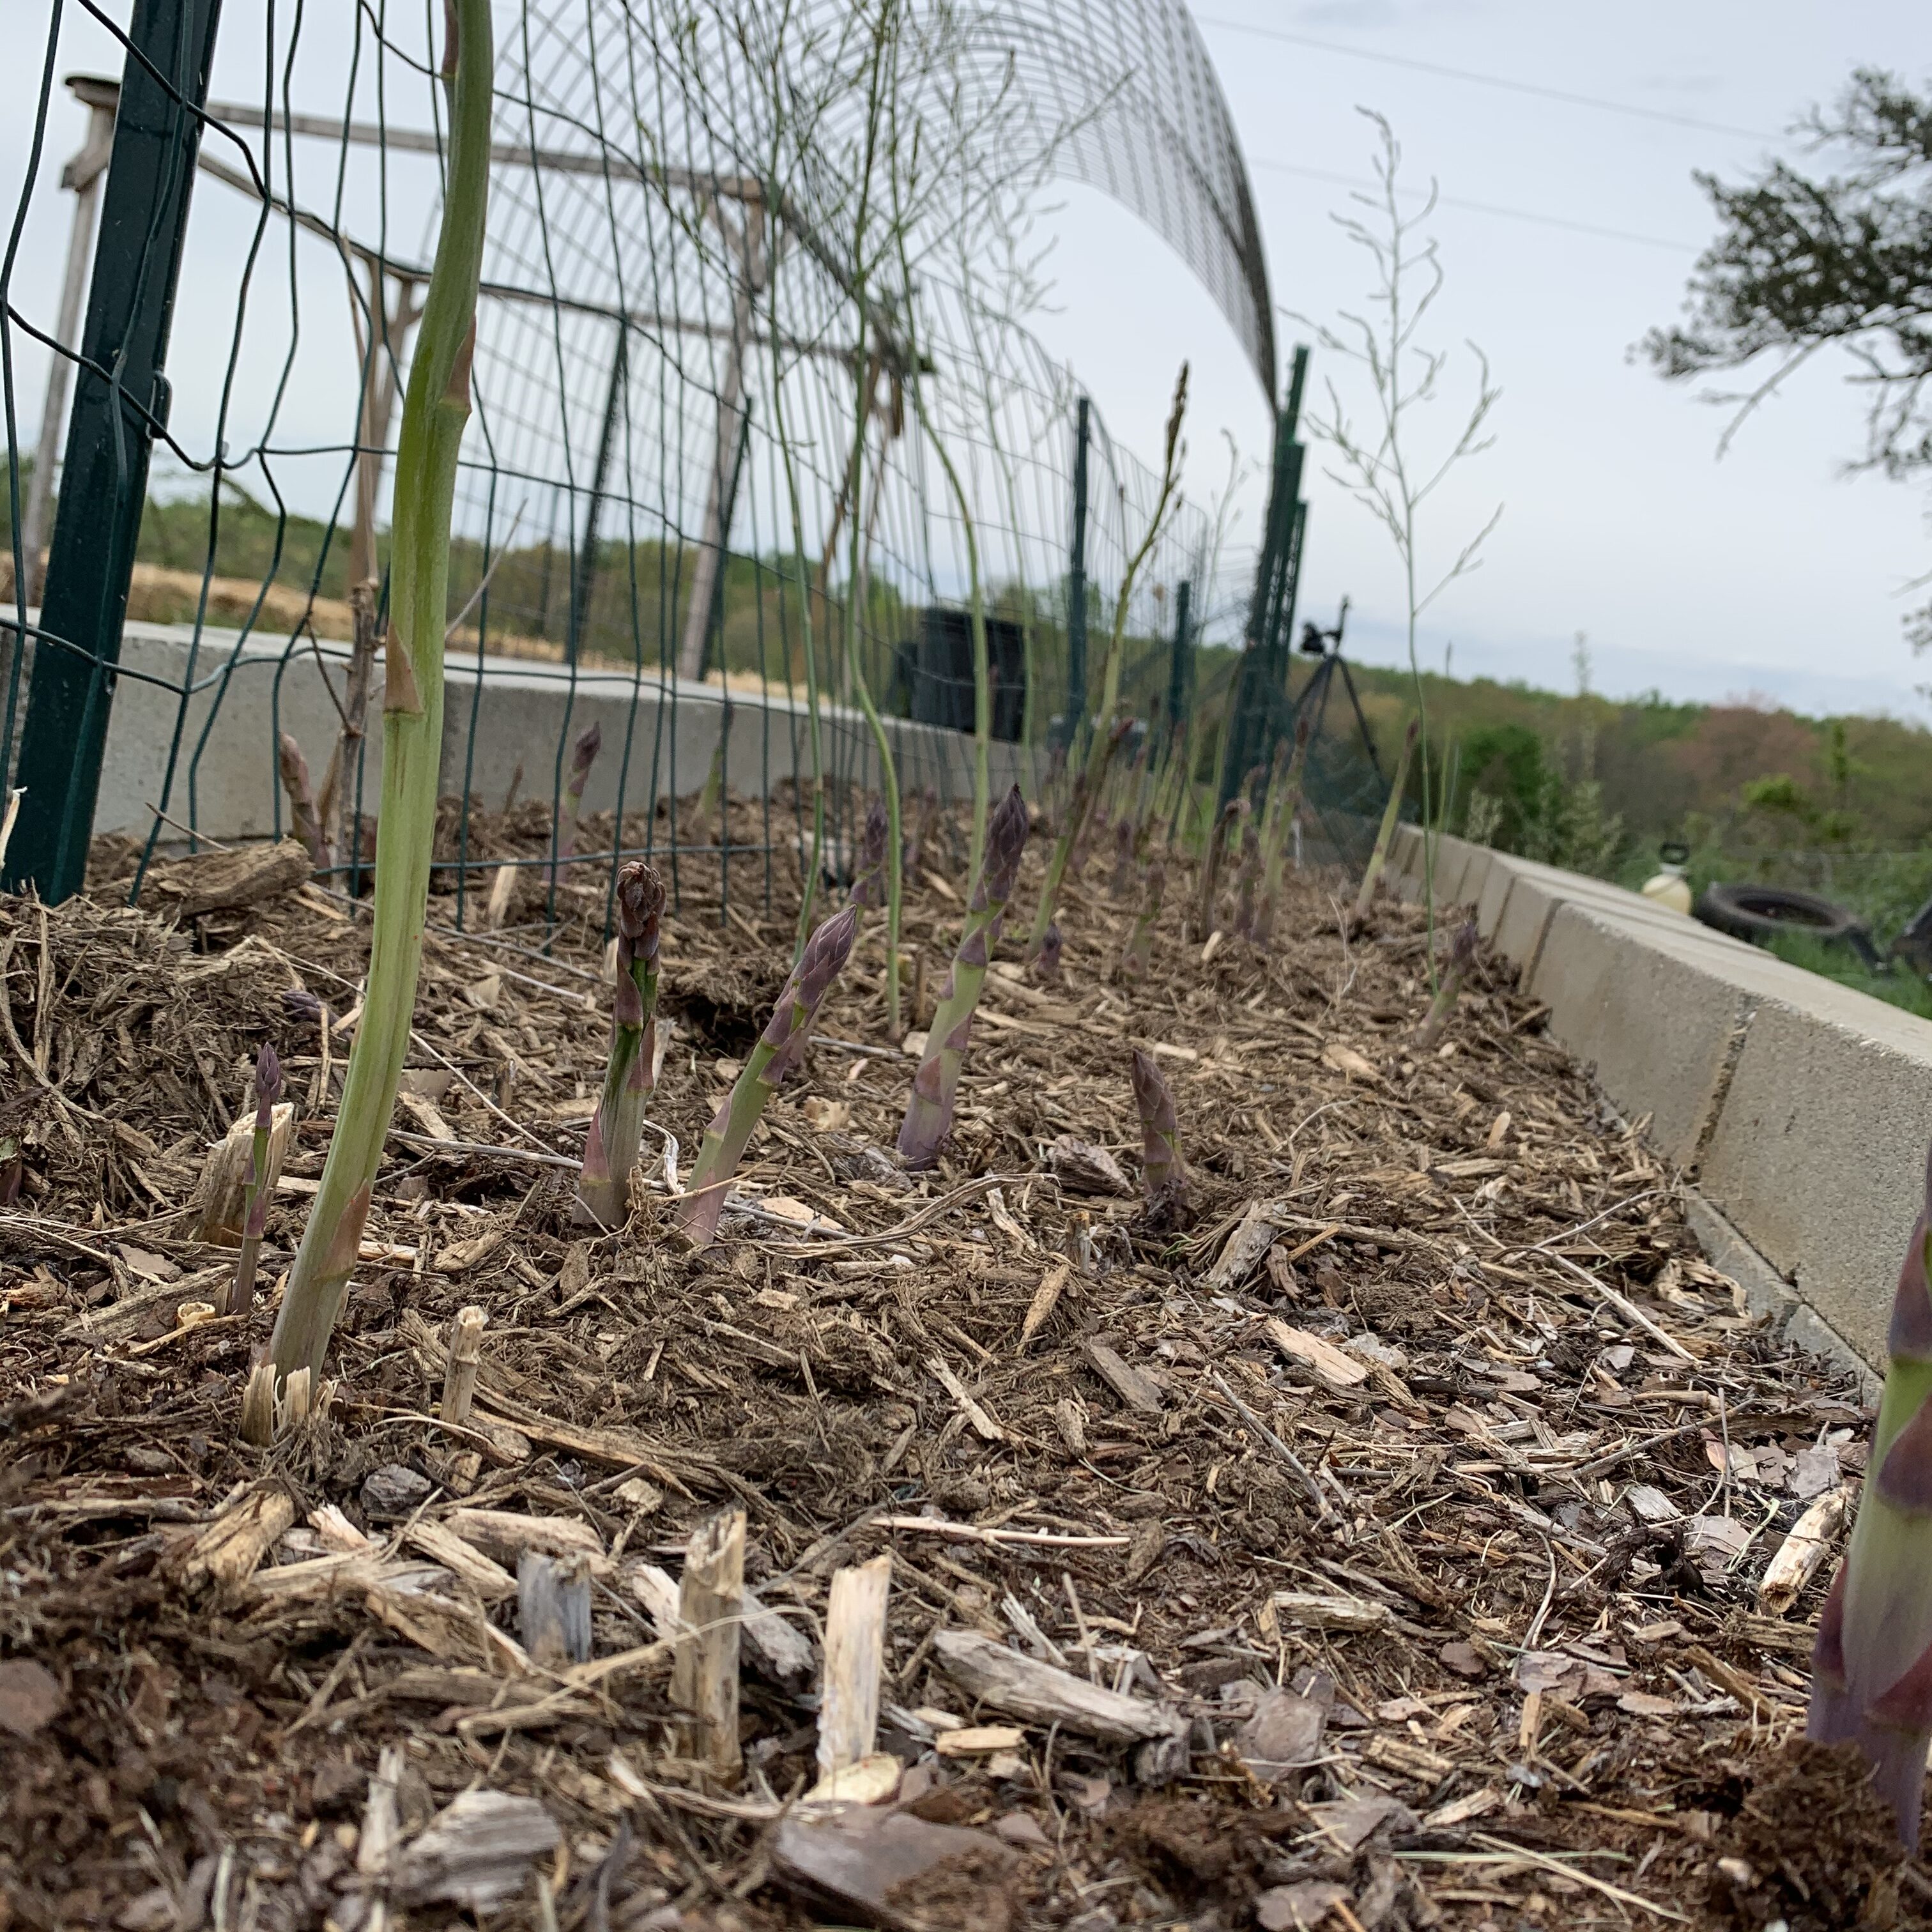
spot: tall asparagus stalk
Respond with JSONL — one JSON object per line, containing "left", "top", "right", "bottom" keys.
{"left": 1809, "top": 1142, "right": 1932, "bottom": 1848}
{"left": 263, "top": 0, "right": 492, "bottom": 1399}
{"left": 1025, "top": 367, "right": 1188, "bottom": 961}
{"left": 898, "top": 785, "right": 1029, "bottom": 1169}
{"left": 1192, "top": 796, "right": 1245, "bottom": 942}
{"left": 850, "top": 795, "right": 889, "bottom": 911}
{"left": 1354, "top": 717, "right": 1419, "bottom": 923}
{"left": 679, "top": 905, "right": 859, "bottom": 1247}
{"left": 574, "top": 861, "right": 666, "bottom": 1229}
{"left": 553, "top": 719, "right": 602, "bottom": 890}
{"left": 1414, "top": 918, "right": 1477, "bottom": 1051}
{"left": 1130, "top": 1047, "right": 1190, "bottom": 1220}
{"left": 221, "top": 1045, "right": 283, "bottom": 1318}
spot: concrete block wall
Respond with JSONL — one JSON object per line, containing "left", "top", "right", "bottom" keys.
{"left": 1388, "top": 827, "right": 1932, "bottom": 1376}
{"left": 87, "top": 622, "right": 1041, "bottom": 845}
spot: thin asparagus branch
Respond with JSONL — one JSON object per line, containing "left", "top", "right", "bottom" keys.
{"left": 1809, "top": 1141, "right": 1932, "bottom": 1847}
{"left": 1354, "top": 717, "right": 1420, "bottom": 923}
{"left": 264, "top": 0, "right": 493, "bottom": 1398}
{"left": 278, "top": 733, "right": 330, "bottom": 871}
{"left": 1130, "top": 1048, "right": 1190, "bottom": 1220}
{"left": 1025, "top": 367, "right": 1188, "bottom": 961}
{"left": 1414, "top": 918, "right": 1478, "bottom": 1051}
{"left": 678, "top": 905, "right": 859, "bottom": 1248}
{"left": 898, "top": 785, "right": 1029, "bottom": 1170}
{"left": 222, "top": 1044, "right": 283, "bottom": 1318}
{"left": 1118, "top": 857, "right": 1165, "bottom": 982}
{"left": 574, "top": 860, "right": 666, "bottom": 1229}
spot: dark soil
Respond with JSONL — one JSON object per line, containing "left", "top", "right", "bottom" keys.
{"left": 0, "top": 792, "right": 1912, "bottom": 1929}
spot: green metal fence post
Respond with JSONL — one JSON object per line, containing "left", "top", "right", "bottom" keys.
{"left": 4, "top": 0, "right": 224, "bottom": 902}
{"left": 1061, "top": 394, "right": 1090, "bottom": 747}
{"left": 1165, "top": 576, "right": 1193, "bottom": 739}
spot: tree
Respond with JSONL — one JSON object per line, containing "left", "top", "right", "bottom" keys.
{"left": 1642, "top": 69, "right": 1932, "bottom": 645}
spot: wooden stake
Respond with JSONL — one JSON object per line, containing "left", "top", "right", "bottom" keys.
{"left": 816, "top": 1554, "right": 891, "bottom": 1784}
{"left": 191, "top": 1103, "right": 295, "bottom": 1246}
{"left": 671, "top": 1506, "right": 746, "bottom": 1784}
{"left": 484, "top": 862, "right": 518, "bottom": 931}
{"left": 441, "top": 1305, "right": 486, "bottom": 1424}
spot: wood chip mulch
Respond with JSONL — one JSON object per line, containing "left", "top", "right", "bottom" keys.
{"left": 0, "top": 793, "right": 1911, "bottom": 1932}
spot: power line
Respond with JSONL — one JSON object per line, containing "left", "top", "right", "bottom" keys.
{"left": 1193, "top": 13, "right": 1779, "bottom": 144}
{"left": 1249, "top": 156, "right": 1696, "bottom": 253}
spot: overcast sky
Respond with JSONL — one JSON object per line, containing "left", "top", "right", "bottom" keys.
{"left": 7, "top": 0, "right": 1929, "bottom": 722}
{"left": 1024, "top": 0, "right": 1932, "bottom": 721}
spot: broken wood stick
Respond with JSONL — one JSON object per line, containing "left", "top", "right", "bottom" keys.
{"left": 441, "top": 1305, "right": 486, "bottom": 1425}
{"left": 816, "top": 1554, "right": 891, "bottom": 1784}
{"left": 671, "top": 1506, "right": 746, "bottom": 1784}
{"left": 931, "top": 1629, "right": 1180, "bottom": 1745}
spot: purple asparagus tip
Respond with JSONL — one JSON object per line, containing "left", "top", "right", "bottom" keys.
{"left": 853, "top": 797, "right": 890, "bottom": 908}
{"left": 570, "top": 720, "right": 603, "bottom": 781}
{"left": 255, "top": 1042, "right": 283, "bottom": 1110}
{"left": 282, "top": 988, "right": 322, "bottom": 1025}
{"left": 617, "top": 857, "right": 666, "bottom": 942}
{"left": 1038, "top": 923, "right": 1064, "bottom": 981}
{"left": 976, "top": 785, "right": 1029, "bottom": 910}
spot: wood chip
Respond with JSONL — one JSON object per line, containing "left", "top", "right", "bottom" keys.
{"left": 1083, "top": 1339, "right": 1164, "bottom": 1414}
{"left": 1266, "top": 1320, "right": 1370, "bottom": 1390}
{"left": 931, "top": 1629, "right": 1179, "bottom": 1744}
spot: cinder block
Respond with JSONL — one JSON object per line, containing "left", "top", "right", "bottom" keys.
{"left": 1699, "top": 991, "right": 1932, "bottom": 1370}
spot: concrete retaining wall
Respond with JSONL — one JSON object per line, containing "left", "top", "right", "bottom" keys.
{"left": 79, "top": 622, "right": 1039, "bottom": 843}
{"left": 1389, "top": 827, "right": 1930, "bottom": 1379}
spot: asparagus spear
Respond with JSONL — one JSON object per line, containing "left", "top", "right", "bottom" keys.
{"left": 1809, "top": 1141, "right": 1932, "bottom": 1846}
{"left": 263, "top": 0, "right": 493, "bottom": 1402}
{"left": 1035, "top": 921, "right": 1064, "bottom": 984}
{"left": 278, "top": 733, "right": 331, "bottom": 871}
{"left": 1414, "top": 919, "right": 1478, "bottom": 1050}
{"left": 1254, "top": 717, "right": 1310, "bottom": 947}
{"left": 1130, "top": 1047, "right": 1190, "bottom": 1219}
{"left": 678, "top": 904, "right": 859, "bottom": 1247}
{"left": 1193, "top": 795, "right": 1246, "bottom": 942}
{"left": 554, "top": 719, "right": 602, "bottom": 885}
{"left": 1119, "top": 857, "right": 1165, "bottom": 983}
{"left": 898, "top": 785, "right": 1029, "bottom": 1170}
{"left": 1354, "top": 717, "right": 1419, "bottom": 923}
{"left": 222, "top": 1044, "right": 284, "bottom": 1317}
{"left": 573, "top": 860, "right": 666, "bottom": 1229}
{"left": 850, "top": 795, "right": 889, "bottom": 910}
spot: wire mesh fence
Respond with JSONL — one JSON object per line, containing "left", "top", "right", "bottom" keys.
{"left": 1, "top": 1, "right": 1382, "bottom": 932}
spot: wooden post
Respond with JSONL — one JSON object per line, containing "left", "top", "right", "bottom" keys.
{"left": 816, "top": 1553, "right": 891, "bottom": 1784}
{"left": 671, "top": 1507, "right": 746, "bottom": 1783}
{"left": 441, "top": 1306, "right": 486, "bottom": 1425}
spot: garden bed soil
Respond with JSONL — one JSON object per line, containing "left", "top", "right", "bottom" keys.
{"left": 1, "top": 799, "right": 1916, "bottom": 1930}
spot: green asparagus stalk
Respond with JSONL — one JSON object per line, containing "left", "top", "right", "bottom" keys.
{"left": 1118, "top": 857, "right": 1165, "bottom": 983}
{"left": 1414, "top": 919, "right": 1478, "bottom": 1051}
{"left": 1809, "top": 1142, "right": 1932, "bottom": 1846}
{"left": 679, "top": 904, "right": 859, "bottom": 1247}
{"left": 1130, "top": 1047, "right": 1190, "bottom": 1218}
{"left": 222, "top": 1044, "right": 284, "bottom": 1317}
{"left": 898, "top": 785, "right": 1030, "bottom": 1169}
{"left": 1109, "top": 817, "right": 1136, "bottom": 898}
{"left": 1193, "top": 796, "right": 1246, "bottom": 942}
{"left": 1253, "top": 717, "right": 1310, "bottom": 948}
{"left": 263, "top": 0, "right": 493, "bottom": 1398}
{"left": 573, "top": 860, "right": 666, "bottom": 1229}
{"left": 278, "top": 732, "right": 330, "bottom": 871}
{"left": 1354, "top": 717, "right": 1420, "bottom": 923}
{"left": 1232, "top": 844, "right": 1260, "bottom": 941}
{"left": 1024, "top": 719, "right": 1131, "bottom": 963}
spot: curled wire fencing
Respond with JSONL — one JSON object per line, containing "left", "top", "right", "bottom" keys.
{"left": 2, "top": 0, "right": 1289, "bottom": 939}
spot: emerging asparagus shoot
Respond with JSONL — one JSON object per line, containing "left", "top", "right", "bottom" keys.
{"left": 679, "top": 904, "right": 859, "bottom": 1247}
{"left": 1130, "top": 1048, "right": 1190, "bottom": 1222}
{"left": 1354, "top": 717, "right": 1419, "bottom": 923}
{"left": 1035, "top": 921, "right": 1064, "bottom": 984}
{"left": 574, "top": 860, "right": 666, "bottom": 1229}
{"left": 555, "top": 719, "right": 603, "bottom": 885}
{"left": 279, "top": 733, "right": 330, "bottom": 872}
{"left": 222, "top": 1043, "right": 283, "bottom": 1317}
{"left": 850, "top": 796, "right": 889, "bottom": 911}
{"left": 898, "top": 785, "right": 1029, "bottom": 1169}
{"left": 264, "top": 0, "right": 493, "bottom": 1399}
{"left": 1193, "top": 796, "right": 1246, "bottom": 942}
{"left": 1414, "top": 919, "right": 1478, "bottom": 1051}
{"left": 1254, "top": 717, "right": 1310, "bottom": 947}
{"left": 1119, "top": 857, "right": 1165, "bottom": 982}
{"left": 1809, "top": 1141, "right": 1932, "bottom": 1848}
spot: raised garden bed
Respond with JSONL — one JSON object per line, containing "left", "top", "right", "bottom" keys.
{"left": 0, "top": 801, "right": 1899, "bottom": 1931}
